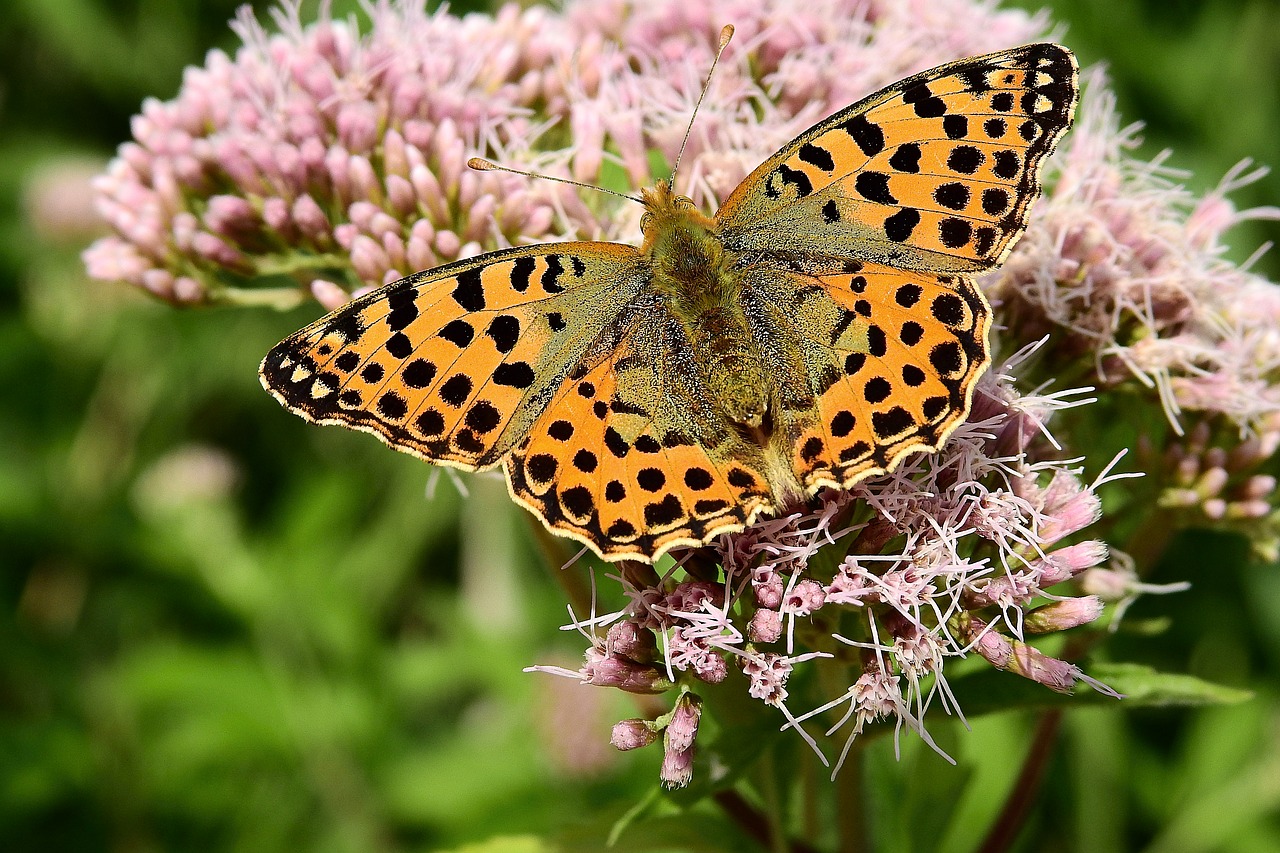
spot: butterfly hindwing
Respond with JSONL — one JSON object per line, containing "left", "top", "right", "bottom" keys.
{"left": 260, "top": 244, "right": 649, "bottom": 471}
{"left": 746, "top": 264, "right": 991, "bottom": 490}
{"left": 506, "top": 304, "right": 775, "bottom": 562}
{"left": 716, "top": 43, "right": 1078, "bottom": 273}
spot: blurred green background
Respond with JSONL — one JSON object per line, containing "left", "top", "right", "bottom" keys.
{"left": 2, "top": 1, "right": 1279, "bottom": 851}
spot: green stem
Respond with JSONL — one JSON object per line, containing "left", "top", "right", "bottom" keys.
{"left": 757, "top": 749, "right": 789, "bottom": 853}
{"left": 522, "top": 513, "right": 595, "bottom": 619}
{"left": 710, "top": 787, "right": 822, "bottom": 853}
{"left": 212, "top": 285, "right": 311, "bottom": 310}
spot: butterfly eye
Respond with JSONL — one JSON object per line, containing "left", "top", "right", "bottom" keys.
{"left": 640, "top": 212, "right": 654, "bottom": 232}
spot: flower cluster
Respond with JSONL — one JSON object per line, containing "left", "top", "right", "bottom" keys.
{"left": 540, "top": 355, "right": 1123, "bottom": 783}
{"left": 86, "top": 0, "right": 1280, "bottom": 788}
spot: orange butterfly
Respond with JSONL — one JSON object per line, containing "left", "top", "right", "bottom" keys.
{"left": 261, "top": 38, "right": 1078, "bottom": 563}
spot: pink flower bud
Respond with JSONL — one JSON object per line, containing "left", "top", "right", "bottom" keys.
{"left": 1079, "top": 568, "right": 1131, "bottom": 601}
{"left": 260, "top": 197, "right": 292, "bottom": 237}
{"left": 665, "top": 693, "right": 702, "bottom": 753}
{"left": 782, "top": 579, "right": 826, "bottom": 616}
{"left": 292, "top": 195, "right": 331, "bottom": 242}
{"left": 1242, "top": 474, "right": 1277, "bottom": 500}
{"left": 1007, "top": 643, "right": 1079, "bottom": 694}
{"left": 660, "top": 743, "right": 695, "bottom": 789}
{"left": 311, "top": 279, "right": 351, "bottom": 311}
{"left": 1032, "top": 539, "right": 1109, "bottom": 588}
{"left": 382, "top": 231, "right": 406, "bottom": 273}
{"left": 606, "top": 620, "right": 659, "bottom": 664}
{"left": 392, "top": 79, "right": 427, "bottom": 123}
{"left": 333, "top": 222, "right": 358, "bottom": 250}
{"left": 748, "top": 608, "right": 782, "bottom": 643}
{"left": 382, "top": 129, "right": 410, "bottom": 179}
{"left": 337, "top": 101, "right": 380, "bottom": 153}
{"left": 583, "top": 647, "right": 673, "bottom": 694}
{"left": 754, "top": 575, "right": 784, "bottom": 609}
{"left": 368, "top": 210, "right": 403, "bottom": 240}
{"left": 434, "top": 229, "right": 461, "bottom": 259}
{"left": 1024, "top": 596, "right": 1104, "bottom": 633}
{"left": 406, "top": 224, "right": 437, "bottom": 270}
{"left": 140, "top": 268, "right": 175, "bottom": 299}
{"left": 411, "top": 164, "right": 447, "bottom": 222}
{"left": 1037, "top": 475, "right": 1102, "bottom": 545}
{"left": 401, "top": 119, "right": 433, "bottom": 152}
{"left": 172, "top": 276, "right": 204, "bottom": 303}
{"left": 324, "top": 145, "right": 352, "bottom": 201}
{"left": 1227, "top": 499, "right": 1271, "bottom": 520}
{"left": 347, "top": 201, "right": 379, "bottom": 232}
{"left": 1197, "top": 466, "right": 1229, "bottom": 498}
{"left": 350, "top": 234, "right": 390, "bottom": 283}
{"left": 465, "top": 195, "right": 498, "bottom": 243}
{"left": 522, "top": 204, "right": 554, "bottom": 236}
{"left": 570, "top": 103, "right": 604, "bottom": 182}
{"left": 611, "top": 719, "right": 659, "bottom": 751}
{"left": 386, "top": 174, "right": 417, "bottom": 217}
{"left": 191, "top": 231, "right": 251, "bottom": 272}
{"left": 963, "top": 615, "right": 1013, "bottom": 668}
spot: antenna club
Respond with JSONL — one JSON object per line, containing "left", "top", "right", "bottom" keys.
{"left": 467, "top": 157, "right": 495, "bottom": 171}
{"left": 718, "top": 25, "right": 734, "bottom": 50}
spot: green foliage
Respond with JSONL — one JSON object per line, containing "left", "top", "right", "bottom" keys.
{"left": 3, "top": 1, "right": 1280, "bottom": 851}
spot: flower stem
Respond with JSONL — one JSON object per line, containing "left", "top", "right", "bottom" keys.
{"left": 834, "top": 741, "right": 868, "bottom": 853}
{"left": 711, "top": 788, "right": 821, "bottom": 853}
{"left": 975, "top": 709, "right": 1063, "bottom": 853}
{"left": 523, "top": 514, "right": 594, "bottom": 617}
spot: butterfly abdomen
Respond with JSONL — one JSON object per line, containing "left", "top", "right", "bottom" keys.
{"left": 638, "top": 182, "right": 775, "bottom": 433}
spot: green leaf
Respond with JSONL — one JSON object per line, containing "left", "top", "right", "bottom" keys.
{"left": 865, "top": 728, "right": 975, "bottom": 853}
{"left": 1087, "top": 662, "right": 1253, "bottom": 707}
{"left": 941, "top": 662, "right": 1251, "bottom": 718}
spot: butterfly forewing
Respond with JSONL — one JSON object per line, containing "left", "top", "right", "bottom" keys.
{"left": 260, "top": 244, "right": 648, "bottom": 470}
{"left": 716, "top": 43, "right": 1078, "bottom": 273}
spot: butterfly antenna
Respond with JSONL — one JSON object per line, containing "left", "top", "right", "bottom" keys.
{"left": 670, "top": 24, "right": 734, "bottom": 184}
{"left": 467, "top": 158, "right": 643, "bottom": 204}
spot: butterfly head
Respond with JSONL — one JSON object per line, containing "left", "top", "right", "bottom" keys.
{"left": 638, "top": 180, "right": 707, "bottom": 231}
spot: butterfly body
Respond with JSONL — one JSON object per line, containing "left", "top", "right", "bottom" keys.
{"left": 261, "top": 43, "right": 1079, "bottom": 562}
{"left": 640, "top": 181, "right": 774, "bottom": 433}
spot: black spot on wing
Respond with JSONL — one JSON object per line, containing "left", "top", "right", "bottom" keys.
{"left": 903, "top": 83, "right": 947, "bottom": 118}
{"left": 840, "top": 115, "right": 885, "bottom": 156}
{"left": 777, "top": 164, "right": 813, "bottom": 197}
{"left": 883, "top": 208, "right": 920, "bottom": 242}
{"left": 888, "top": 144, "right": 921, "bottom": 173}
{"left": 854, "top": 172, "right": 896, "bottom": 205}
{"left": 451, "top": 267, "right": 485, "bottom": 311}
{"left": 510, "top": 256, "right": 535, "bottom": 293}
{"left": 797, "top": 143, "right": 835, "bottom": 171}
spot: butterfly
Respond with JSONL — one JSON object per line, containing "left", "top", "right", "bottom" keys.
{"left": 260, "top": 40, "right": 1078, "bottom": 564}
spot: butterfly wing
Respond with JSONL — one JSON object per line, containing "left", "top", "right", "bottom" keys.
{"left": 714, "top": 43, "right": 1075, "bottom": 490}
{"left": 260, "top": 244, "right": 650, "bottom": 471}
{"left": 716, "top": 43, "right": 1078, "bottom": 273}
{"left": 506, "top": 300, "right": 775, "bottom": 562}
{"left": 744, "top": 262, "right": 990, "bottom": 490}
